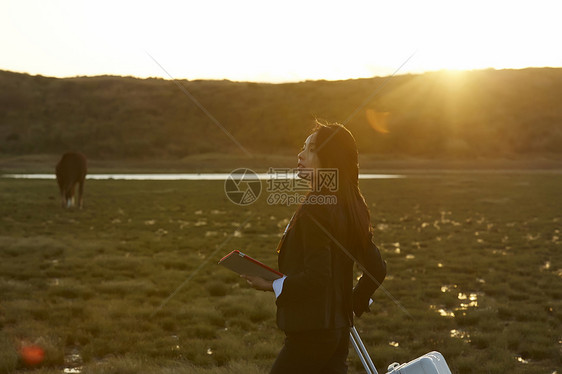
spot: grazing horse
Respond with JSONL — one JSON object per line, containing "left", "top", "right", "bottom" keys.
{"left": 56, "top": 152, "right": 87, "bottom": 209}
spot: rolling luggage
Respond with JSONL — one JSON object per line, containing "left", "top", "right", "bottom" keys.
{"left": 351, "top": 327, "right": 452, "bottom": 374}
{"left": 385, "top": 351, "right": 452, "bottom": 374}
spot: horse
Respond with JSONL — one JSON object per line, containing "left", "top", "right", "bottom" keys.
{"left": 55, "top": 152, "right": 87, "bottom": 209}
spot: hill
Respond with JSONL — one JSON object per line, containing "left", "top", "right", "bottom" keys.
{"left": 1, "top": 68, "right": 561, "bottom": 160}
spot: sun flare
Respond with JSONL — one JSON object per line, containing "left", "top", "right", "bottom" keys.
{"left": 0, "top": 0, "right": 560, "bottom": 82}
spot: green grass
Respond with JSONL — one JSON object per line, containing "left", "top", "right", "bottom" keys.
{"left": 0, "top": 173, "right": 560, "bottom": 373}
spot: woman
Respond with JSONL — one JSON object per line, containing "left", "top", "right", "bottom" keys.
{"left": 242, "top": 121, "right": 386, "bottom": 374}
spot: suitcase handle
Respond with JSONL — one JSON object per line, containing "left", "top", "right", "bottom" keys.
{"left": 386, "top": 362, "right": 400, "bottom": 372}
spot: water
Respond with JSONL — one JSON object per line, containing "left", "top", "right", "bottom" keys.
{"left": 450, "top": 329, "right": 471, "bottom": 342}
{"left": 432, "top": 288, "right": 483, "bottom": 319}
{"left": 1, "top": 173, "right": 405, "bottom": 180}
{"left": 63, "top": 347, "right": 83, "bottom": 373}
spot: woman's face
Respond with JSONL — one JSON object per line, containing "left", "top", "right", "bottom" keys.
{"left": 297, "top": 132, "right": 321, "bottom": 180}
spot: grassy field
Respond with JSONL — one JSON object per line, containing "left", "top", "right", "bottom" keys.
{"left": 0, "top": 172, "right": 560, "bottom": 373}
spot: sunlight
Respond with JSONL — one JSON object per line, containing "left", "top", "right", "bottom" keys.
{"left": 441, "top": 69, "right": 468, "bottom": 84}
{"left": 366, "top": 109, "right": 390, "bottom": 134}
{"left": 1, "top": 0, "right": 560, "bottom": 82}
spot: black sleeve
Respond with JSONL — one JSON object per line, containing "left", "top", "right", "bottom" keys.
{"left": 353, "top": 233, "right": 387, "bottom": 317}
{"left": 276, "top": 209, "right": 332, "bottom": 306}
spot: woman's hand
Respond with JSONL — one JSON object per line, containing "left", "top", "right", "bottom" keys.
{"left": 241, "top": 275, "right": 273, "bottom": 292}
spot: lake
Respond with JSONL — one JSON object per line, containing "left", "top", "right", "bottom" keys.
{"left": 1, "top": 173, "right": 405, "bottom": 180}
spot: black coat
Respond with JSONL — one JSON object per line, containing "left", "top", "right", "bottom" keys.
{"left": 275, "top": 203, "right": 387, "bottom": 333}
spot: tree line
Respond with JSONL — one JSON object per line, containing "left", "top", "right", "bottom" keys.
{"left": 1, "top": 68, "right": 561, "bottom": 159}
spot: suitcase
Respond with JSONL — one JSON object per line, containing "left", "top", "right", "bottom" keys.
{"left": 351, "top": 326, "right": 452, "bottom": 374}
{"left": 385, "top": 351, "right": 452, "bottom": 374}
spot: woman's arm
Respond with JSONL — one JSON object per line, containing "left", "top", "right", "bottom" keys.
{"left": 275, "top": 210, "right": 333, "bottom": 306}
{"left": 240, "top": 274, "right": 274, "bottom": 292}
{"left": 241, "top": 274, "right": 286, "bottom": 297}
{"left": 353, "top": 235, "right": 387, "bottom": 316}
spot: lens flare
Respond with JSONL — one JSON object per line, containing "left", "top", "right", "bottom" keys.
{"left": 20, "top": 345, "right": 45, "bottom": 367}
{"left": 366, "top": 109, "right": 390, "bottom": 134}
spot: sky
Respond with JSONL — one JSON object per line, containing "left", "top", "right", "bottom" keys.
{"left": 1, "top": 0, "right": 561, "bottom": 83}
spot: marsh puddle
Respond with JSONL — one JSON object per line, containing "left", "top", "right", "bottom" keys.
{"left": 434, "top": 287, "right": 483, "bottom": 318}
{"left": 437, "top": 308, "right": 455, "bottom": 318}
{"left": 63, "top": 347, "right": 83, "bottom": 373}
{"left": 457, "top": 292, "right": 480, "bottom": 309}
{"left": 440, "top": 284, "right": 458, "bottom": 293}
{"left": 430, "top": 305, "right": 455, "bottom": 317}
{"left": 450, "top": 329, "right": 470, "bottom": 342}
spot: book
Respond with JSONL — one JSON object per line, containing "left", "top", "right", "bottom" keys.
{"left": 218, "top": 250, "right": 284, "bottom": 281}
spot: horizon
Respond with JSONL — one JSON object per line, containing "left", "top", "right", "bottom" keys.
{"left": 3, "top": 65, "right": 561, "bottom": 85}
{"left": 2, "top": 0, "right": 561, "bottom": 84}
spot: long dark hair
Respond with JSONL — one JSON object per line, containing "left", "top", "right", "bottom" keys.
{"left": 308, "top": 121, "right": 373, "bottom": 254}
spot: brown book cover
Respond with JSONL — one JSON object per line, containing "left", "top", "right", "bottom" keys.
{"left": 218, "top": 250, "right": 283, "bottom": 281}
